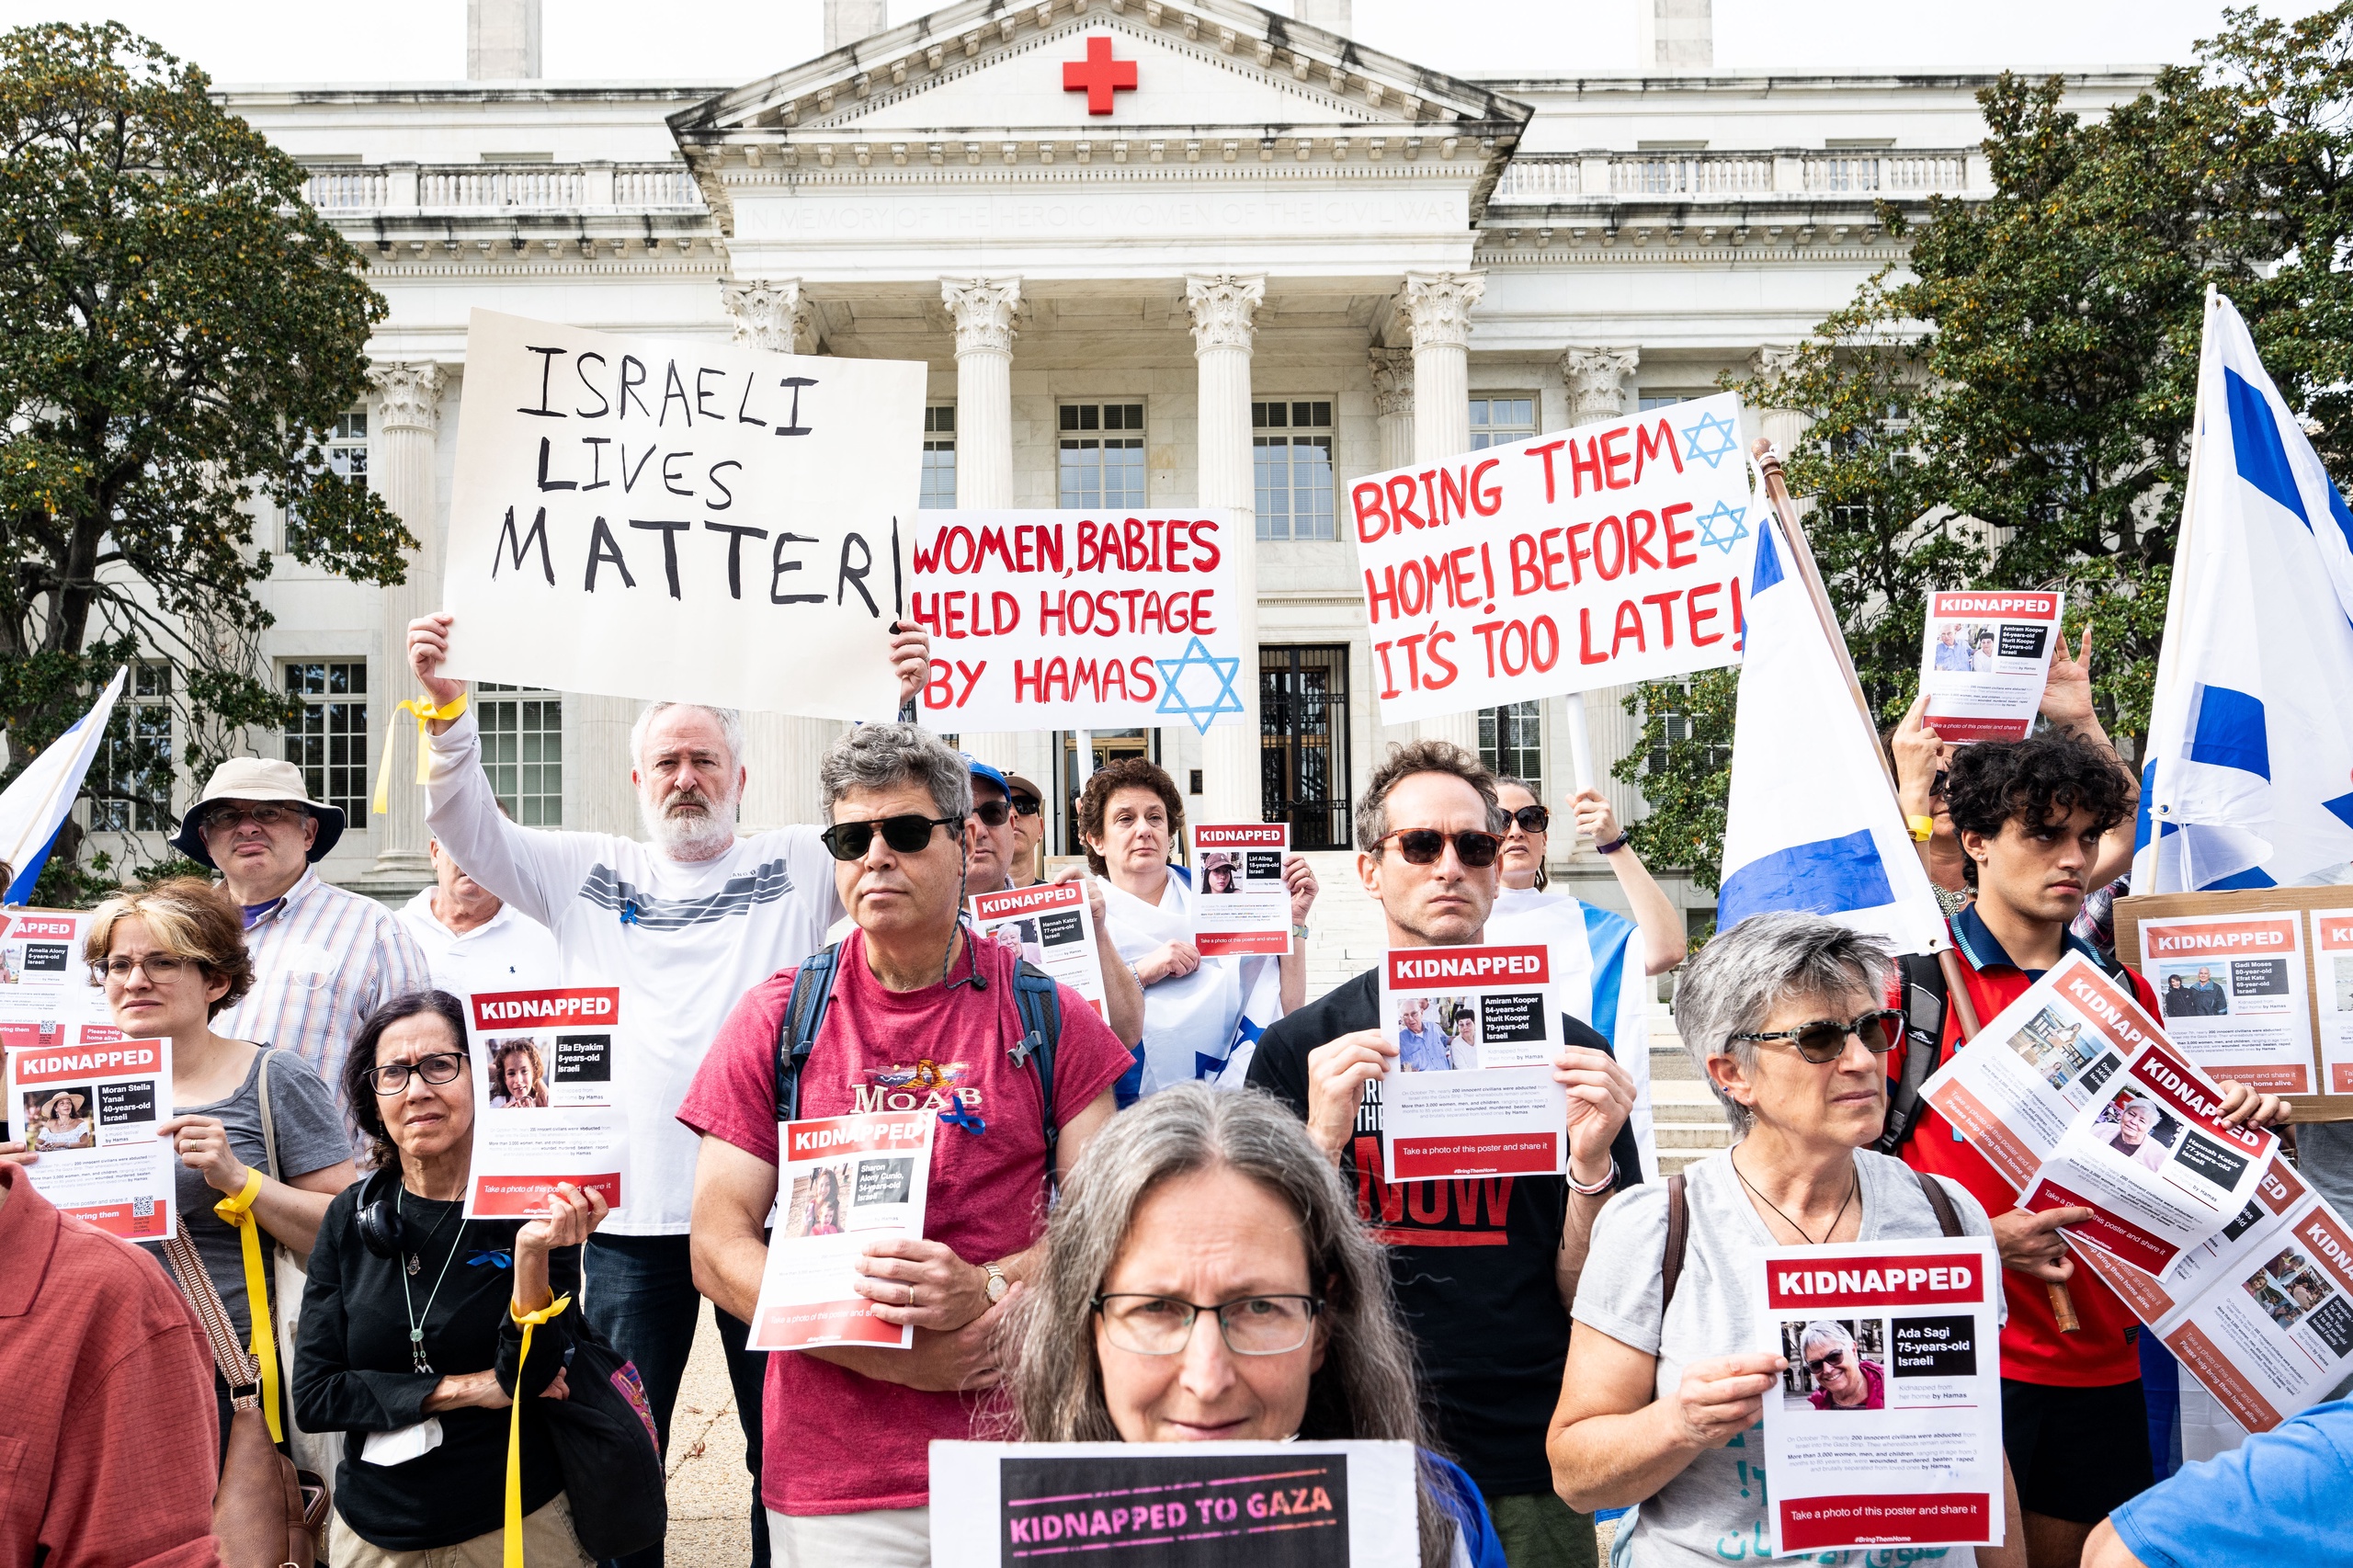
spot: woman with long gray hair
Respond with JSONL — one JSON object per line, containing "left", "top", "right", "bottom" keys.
{"left": 1545, "top": 913, "right": 2022, "bottom": 1568}
{"left": 1008, "top": 1083, "right": 1506, "bottom": 1568}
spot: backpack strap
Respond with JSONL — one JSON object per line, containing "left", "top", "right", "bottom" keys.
{"left": 1009, "top": 960, "right": 1064, "bottom": 1187}
{"left": 1661, "top": 1173, "right": 1690, "bottom": 1313}
{"left": 1912, "top": 1167, "right": 1965, "bottom": 1239}
{"left": 1875, "top": 951, "right": 1951, "bottom": 1156}
{"left": 772, "top": 944, "right": 845, "bottom": 1124}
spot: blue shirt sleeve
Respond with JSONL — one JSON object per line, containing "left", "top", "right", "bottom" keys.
{"left": 1422, "top": 1451, "right": 1509, "bottom": 1568}
{"left": 2109, "top": 1399, "right": 2353, "bottom": 1568}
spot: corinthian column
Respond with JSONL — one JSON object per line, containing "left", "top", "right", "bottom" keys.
{"left": 722, "top": 278, "right": 815, "bottom": 355}
{"left": 1750, "top": 343, "right": 1812, "bottom": 460}
{"left": 937, "top": 277, "right": 1024, "bottom": 773}
{"left": 1401, "top": 271, "right": 1485, "bottom": 754}
{"left": 1560, "top": 347, "right": 1644, "bottom": 835}
{"left": 1561, "top": 347, "right": 1640, "bottom": 426}
{"left": 367, "top": 361, "right": 445, "bottom": 881}
{"left": 1368, "top": 347, "right": 1415, "bottom": 472}
{"left": 1187, "top": 273, "right": 1267, "bottom": 824}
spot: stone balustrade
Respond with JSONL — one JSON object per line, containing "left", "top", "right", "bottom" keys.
{"left": 1490, "top": 147, "right": 1978, "bottom": 202}
{"left": 299, "top": 161, "right": 701, "bottom": 214}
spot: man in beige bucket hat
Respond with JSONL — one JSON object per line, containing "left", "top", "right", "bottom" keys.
{"left": 172, "top": 757, "right": 430, "bottom": 1131}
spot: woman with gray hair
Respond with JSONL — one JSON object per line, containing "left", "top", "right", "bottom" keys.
{"left": 1795, "top": 1320, "right": 1883, "bottom": 1412}
{"left": 1009, "top": 1083, "right": 1507, "bottom": 1568}
{"left": 1545, "top": 912, "right": 2022, "bottom": 1567}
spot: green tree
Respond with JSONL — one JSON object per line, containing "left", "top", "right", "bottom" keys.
{"left": 0, "top": 22, "right": 411, "bottom": 902}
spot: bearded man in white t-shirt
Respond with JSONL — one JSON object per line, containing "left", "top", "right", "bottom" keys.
{"left": 406, "top": 610, "right": 930, "bottom": 1568}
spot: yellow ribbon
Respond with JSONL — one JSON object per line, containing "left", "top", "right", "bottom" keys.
{"left": 212, "top": 1169, "right": 282, "bottom": 1444}
{"left": 372, "top": 691, "right": 470, "bottom": 815}
{"left": 506, "top": 1293, "right": 572, "bottom": 1568}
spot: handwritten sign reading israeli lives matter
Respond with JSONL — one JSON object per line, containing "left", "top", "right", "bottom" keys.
{"left": 442, "top": 310, "right": 926, "bottom": 722}
{"left": 909, "top": 510, "right": 1245, "bottom": 734}
{"left": 1351, "top": 392, "right": 1762, "bottom": 722}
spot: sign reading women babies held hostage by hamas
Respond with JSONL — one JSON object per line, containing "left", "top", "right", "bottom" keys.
{"left": 1351, "top": 391, "right": 1762, "bottom": 724}
{"left": 442, "top": 309, "right": 926, "bottom": 721}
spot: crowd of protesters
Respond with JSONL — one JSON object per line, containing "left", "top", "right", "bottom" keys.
{"left": 3, "top": 612, "right": 2345, "bottom": 1568}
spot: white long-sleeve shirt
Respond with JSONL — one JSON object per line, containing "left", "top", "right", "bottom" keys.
{"left": 424, "top": 709, "right": 842, "bottom": 1233}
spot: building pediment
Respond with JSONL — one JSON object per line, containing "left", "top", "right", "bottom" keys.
{"left": 671, "top": 0, "right": 1529, "bottom": 142}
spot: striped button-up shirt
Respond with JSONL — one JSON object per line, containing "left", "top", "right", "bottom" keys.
{"left": 213, "top": 868, "right": 433, "bottom": 1137}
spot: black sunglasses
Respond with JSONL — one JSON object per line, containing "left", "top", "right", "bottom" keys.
{"left": 819, "top": 813, "right": 961, "bottom": 861}
{"left": 1008, "top": 796, "right": 1041, "bottom": 817}
{"left": 972, "top": 800, "right": 1011, "bottom": 828}
{"left": 1508, "top": 805, "right": 1551, "bottom": 834}
{"left": 1372, "top": 828, "right": 1504, "bottom": 868}
{"left": 1733, "top": 1009, "right": 1904, "bottom": 1065}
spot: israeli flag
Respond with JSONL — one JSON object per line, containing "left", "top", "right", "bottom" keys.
{"left": 2134, "top": 289, "right": 2353, "bottom": 892}
{"left": 1717, "top": 515, "right": 1949, "bottom": 953}
{"left": 0, "top": 666, "right": 129, "bottom": 904}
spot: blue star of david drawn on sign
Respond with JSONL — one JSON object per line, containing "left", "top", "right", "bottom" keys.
{"left": 1694, "top": 499, "right": 1750, "bottom": 554}
{"left": 1155, "top": 635, "right": 1245, "bottom": 734}
{"left": 1681, "top": 409, "right": 1742, "bottom": 469}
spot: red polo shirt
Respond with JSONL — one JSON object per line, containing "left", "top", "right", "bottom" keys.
{"left": 1897, "top": 905, "right": 2163, "bottom": 1388}
{"left": 0, "top": 1164, "right": 222, "bottom": 1568}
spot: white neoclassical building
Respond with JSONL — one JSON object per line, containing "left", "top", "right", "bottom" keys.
{"left": 99, "top": 0, "right": 2148, "bottom": 936}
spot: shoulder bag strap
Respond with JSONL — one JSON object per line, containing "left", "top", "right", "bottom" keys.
{"left": 1912, "top": 1167, "right": 1965, "bottom": 1239}
{"left": 1660, "top": 1172, "right": 1689, "bottom": 1313}
{"left": 163, "top": 1219, "right": 262, "bottom": 1404}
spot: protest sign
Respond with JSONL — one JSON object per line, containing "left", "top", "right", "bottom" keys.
{"left": 1189, "top": 824, "right": 1290, "bottom": 957}
{"left": 1755, "top": 1236, "right": 2005, "bottom": 1554}
{"left": 909, "top": 510, "right": 1245, "bottom": 733}
{"left": 460, "top": 986, "right": 626, "bottom": 1219}
{"left": 928, "top": 1439, "right": 1420, "bottom": 1568}
{"left": 1349, "top": 391, "right": 1760, "bottom": 724}
{"left": 748, "top": 1110, "right": 933, "bottom": 1352}
{"left": 1378, "top": 944, "right": 1565, "bottom": 1182}
{"left": 970, "top": 881, "right": 1108, "bottom": 1016}
{"left": 2072, "top": 1155, "right": 2353, "bottom": 1433}
{"left": 1916, "top": 590, "right": 2062, "bottom": 743}
{"left": 2136, "top": 911, "right": 2314, "bottom": 1093}
{"left": 441, "top": 309, "right": 925, "bottom": 721}
{"left": 6, "top": 1027, "right": 173, "bottom": 1241}
{"left": 0, "top": 908, "right": 111, "bottom": 1051}
{"left": 2115, "top": 888, "right": 2353, "bottom": 1120}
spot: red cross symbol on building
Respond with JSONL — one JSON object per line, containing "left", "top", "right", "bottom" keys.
{"left": 1063, "top": 35, "right": 1138, "bottom": 115}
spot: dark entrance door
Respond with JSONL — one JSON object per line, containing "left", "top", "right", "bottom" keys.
{"left": 1259, "top": 645, "right": 1352, "bottom": 850}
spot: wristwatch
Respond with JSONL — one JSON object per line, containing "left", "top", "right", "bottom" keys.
{"left": 981, "top": 1261, "right": 1009, "bottom": 1305}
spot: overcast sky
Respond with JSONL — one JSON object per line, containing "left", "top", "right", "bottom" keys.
{"left": 0, "top": 0, "right": 2325, "bottom": 85}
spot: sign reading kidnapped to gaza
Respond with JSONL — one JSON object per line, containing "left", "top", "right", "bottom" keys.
{"left": 442, "top": 309, "right": 926, "bottom": 721}
{"left": 1352, "top": 391, "right": 1763, "bottom": 723}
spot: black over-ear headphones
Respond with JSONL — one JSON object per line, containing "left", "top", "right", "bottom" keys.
{"left": 354, "top": 1166, "right": 410, "bottom": 1260}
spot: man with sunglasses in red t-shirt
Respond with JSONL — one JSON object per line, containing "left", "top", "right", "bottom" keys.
{"left": 1247, "top": 739, "right": 1640, "bottom": 1568}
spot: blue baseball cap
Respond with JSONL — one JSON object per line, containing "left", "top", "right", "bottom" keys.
{"left": 961, "top": 753, "right": 1009, "bottom": 795}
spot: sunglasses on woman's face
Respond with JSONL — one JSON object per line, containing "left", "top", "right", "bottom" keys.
{"left": 818, "top": 813, "right": 961, "bottom": 861}
{"left": 1372, "top": 828, "right": 1504, "bottom": 868}
{"left": 1507, "top": 805, "right": 1551, "bottom": 835}
{"left": 1733, "top": 1009, "right": 1905, "bottom": 1065}
{"left": 1805, "top": 1348, "right": 1850, "bottom": 1374}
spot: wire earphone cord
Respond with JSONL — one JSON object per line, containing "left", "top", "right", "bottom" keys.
{"left": 399, "top": 1186, "right": 469, "bottom": 1376}
{"left": 1730, "top": 1149, "right": 1858, "bottom": 1248}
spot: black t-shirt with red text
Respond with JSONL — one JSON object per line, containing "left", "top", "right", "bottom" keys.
{"left": 1246, "top": 968, "right": 1638, "bottom": 1497}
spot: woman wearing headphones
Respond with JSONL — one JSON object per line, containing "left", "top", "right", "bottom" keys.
{"left": 295, "top": 990, "right": 607, "bottom": 1566}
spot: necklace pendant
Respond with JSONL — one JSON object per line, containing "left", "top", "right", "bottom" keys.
{"left": 406, "top": 1253, "right": 421, "bottom": 1277}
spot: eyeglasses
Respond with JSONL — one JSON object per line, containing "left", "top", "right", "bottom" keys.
{"left": 1805, "top": 1348, "right": 1850, "bottom": 1374}
{"left": 96, "top": 954, "right": 193, "bottom": 983}
{"left": 818, "top": 813, "right": 961, "bottom": 861}
{"left": 1093, "top": 1293, "right": 1323, "bottom": 1357}
{"left": 971, "top": 800, "right": 1011, "bottom": 828}
{"left": 1009, "top": 796, "right": 1041, "bottom": 818}
{"left": 1930, "top": 768, "right": 1949, "bottom": 802}
{"left": 199, "top": 802, "right": 306, "bottom": 835}
{"left": 1507, "top": 805, "right": 1551, "bottom": 834}
{"left": 364, "top": 1052, "right": 467, "bottom": 1096}
{"left": 1370, "top": 829, "right": 1503, "bottom": 869}
{"left": 1733, "top": 1009, "right": 1905, "bottom": 1065}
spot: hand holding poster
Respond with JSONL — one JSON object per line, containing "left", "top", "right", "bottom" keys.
{"left": 461, "top": 987, "right": 626, "bottom": 1219}
{"left": 442, "top": 309, "right": 925, "bottom": 721}
{"left": 928, "top": 1439, "right": 1420, "bottom": 1568}
{"left": 748, "top": 1110, "right": 933, "bottom": 1351}
{"left": 6, "top": 1028, "right": 173, "bottom": 1240}
{"left": 1189, "top": 824, "right": 1290, "bottom": 957}
{"left": 911, "top": 510, "right": 1245, "bottom": 733}
{"left": 1377, "top": 944, "right": 1566, "bottom": 1183}
{"left": 2137, "top": 912, "right": 2314, "bottom": 1093}
{"left": 1756, "top": 1237, "right": 2005, "bottom": 1554}
{"left": 1916, "top": 592, "right": 2062, "bottom": 743}
{"left": 970, "top": 881, "right": 1108, "bottom": 1016}
{"left": 1350, "top": 391, "right": 1760, "bottom": 722}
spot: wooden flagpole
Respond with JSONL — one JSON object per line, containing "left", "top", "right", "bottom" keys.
{"left": 1748, "top": 439, "right": 2079, "bottom": 1331}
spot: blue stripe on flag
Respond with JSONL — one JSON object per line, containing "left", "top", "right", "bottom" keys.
{"left": 2186, "top": 683, "right": 2271, "bottom": 780}
{"left": 1581, "top": 903, "right": 1634, "bottom": 1051}
{"left": 2226, "top": 368, "right": 2309, "bottom": 526}
{"left": 1719, "top": 828, "right": 1895, "bottom": 927}
{"left": 2332, "top": 483, "right": 2353, "bottom": 559}
{"left": 3, "top": 824, "right": 58, "bottom": 904}
{"left": 2133, "top": 757, "right": 2157, "bottom": 853}
{"left": 2204, "top": 863, "right": 2279, "bottom": 891}
{"left": 1751, "top": 516, "right": 1784, "bottom": 596}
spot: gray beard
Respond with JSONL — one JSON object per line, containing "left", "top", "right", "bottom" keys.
{"left": 639, "top": 790, "right": 741, "bottom": 860}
